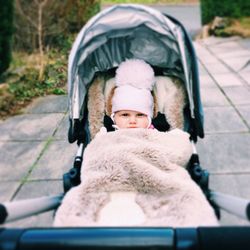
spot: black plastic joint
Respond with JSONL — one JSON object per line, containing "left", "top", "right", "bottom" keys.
{"left": 0, "top": 204, "right": 8, "bottom": 224}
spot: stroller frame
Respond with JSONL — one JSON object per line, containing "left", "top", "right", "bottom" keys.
{"left": 0, "top": 4, "right": 250, "bottom": 249}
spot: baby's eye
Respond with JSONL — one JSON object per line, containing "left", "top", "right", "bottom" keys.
{"left": 137, "top": 113, "right": 147, "bottom": 117}
{"left": 121, "top": 113, "right": 129, "bottom": 117}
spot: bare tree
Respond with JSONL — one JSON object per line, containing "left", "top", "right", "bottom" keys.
{"left": 15, "top": 0, "right": 66, "bottom": 79}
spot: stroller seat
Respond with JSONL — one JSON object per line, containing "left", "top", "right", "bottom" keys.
{"left": 87, "top": 75, "right": 186, "bottom": 139}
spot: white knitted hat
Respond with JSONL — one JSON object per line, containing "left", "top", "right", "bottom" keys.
{"left": 112, "top": 59, "right": 155, "bottom": 117}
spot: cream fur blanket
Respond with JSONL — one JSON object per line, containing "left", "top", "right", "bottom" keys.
{"left": 54, "top": 129, "right": 218, "bottom": 227}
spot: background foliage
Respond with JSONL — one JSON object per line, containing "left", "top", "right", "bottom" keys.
{"left": 0, "top": 0, "right": 14, "bottom": 75}
{"left": 13, "top": 0, "right": 101, "bottom": 52}
{"left": 0, "top": 0, "right": 100, "bottom": 119}
{"left": 200, "top": 0, "right": 250, "bottom": 24}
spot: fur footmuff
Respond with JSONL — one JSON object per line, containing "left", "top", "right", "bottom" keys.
{"left": 54, "top": 129, "right": 219, "bottom": 227}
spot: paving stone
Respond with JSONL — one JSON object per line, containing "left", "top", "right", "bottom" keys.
{"left": 0, "top": 141, "right": 45, "bottom": 180}
{"left": 209, "top": 41, "right": 244, "bottom": 54}
{"left": 218, "top": 50, "right": 250, "bottom": 60}
{"left": 239, "top": 71, "right": 250, "bottom": 85}
{"left": 197, "top": 53, "right": 219, "bottom": 64}
{"left": 4, "top": 180, "right": 62, "bottom": 227}
{"left": 200, "top": 86, "right": 229, "bottom": 107}
{"left": 203, "top": 106, "right": 248, "bottom": 133}
{"left": 240, "top": 60, "right": 250, "bottom": 72}
{"left": 201, "top": 36, "right": 240, "bottom": 46}
{"left": 196, "top": 133, "right": 250, "bottom": 173}
{"left": 0, "top": 182, "right": 20, "bottom": 201}
{"left": 29, "top": 140, "right": 77, "bottom": 180}
{"left": 199, "top": 74, "right": 217, "bottom": 88}
{"left": 210, "top": 174, "right": 250, "bottom": 199}
{"left": 0, "top": 113, "right": 64, "bottom": 141}
{"left": 54, "top": 115, "right": 69, "bottom": 140}
{"left": 237, "top": 105, "right": 250, "bottom": 128}
{"left": 25, "top": 95, "right": 68, "bottom": 114}
{"left": 195, "top": 43, "right": 220, "bottom": 64}
{"left": 204, "top": 63, "right": 231, "bottom": 75}
{"left": 221, "top": 56, "right": 250, "bottom": 72}
{"left": 223, "top": 86, "right": 250, "bottom": 105}
{"left": 197, "top": 62, "right": 208, "bottom": 75}
{"left": 213, "top": 73, "right": 244, "bottom": 87}
{"left": 219, "top": 212, "right": 250, "bottom": 226}
{"left": 194, "top": 42, "right": 211, "bottom": 56}
{"left": 238, "top": 38, "right": 250, "bottom": 50}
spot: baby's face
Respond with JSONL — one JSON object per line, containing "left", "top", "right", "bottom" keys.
{"left": 114, "top": 110, "right": 149, "bottom": 129}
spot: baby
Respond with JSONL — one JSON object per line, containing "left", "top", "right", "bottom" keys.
{"left": 108, "top": 59, "right": 156, "bottom": 130}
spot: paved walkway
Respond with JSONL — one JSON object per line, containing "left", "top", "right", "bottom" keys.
{"left": 0, "top": 36, "right": 250, "bottom": 227}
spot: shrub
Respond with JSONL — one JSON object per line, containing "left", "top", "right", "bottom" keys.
{"left": 0, "top": 0, "right": 14, "bottom": 75}
{"left": 200, "top": 0, "right": 250, "bottom": 25}
{"left": 0, "top": 48, "right": 67, "bottom": 119}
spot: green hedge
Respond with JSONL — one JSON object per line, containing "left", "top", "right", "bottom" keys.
{"left": 0, "top": 0, "right": 14, "bottom": 75}
{"left": 201, "top": 0, "right": 250, "bottom": 24}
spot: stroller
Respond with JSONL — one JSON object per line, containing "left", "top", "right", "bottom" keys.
{"left": 0, "top": 4, "right": 250, "bottom": 249}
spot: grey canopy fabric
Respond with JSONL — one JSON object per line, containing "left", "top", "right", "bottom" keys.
{"left": 68, "top": 4, "right": 204, "bottom": 138}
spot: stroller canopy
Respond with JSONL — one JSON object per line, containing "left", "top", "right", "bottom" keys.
{"left": 68, "top": 4, "right": 204, "bottom": 139}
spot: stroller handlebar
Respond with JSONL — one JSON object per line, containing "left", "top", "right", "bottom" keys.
{"left": 210, "top": 191, "right": 250, "bottom": 221}
{"left": 0, "top": 195, "right": 63, "bottom": 224}
{"left": 0, "top": 227, "right": 250, "bottom": 250}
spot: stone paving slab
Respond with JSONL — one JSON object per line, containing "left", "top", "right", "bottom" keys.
{"left": 197, "top": 63, "right": 208, "bottom": 75}
{"left": 197, "top": 133, "right": 250, "bottom": 174}
{"left": 237, "top": 105, "right": 250, "bottom": 127}
{"left": 200, "top": 36, "right": 241, "bottom": 46}
{"left": 0, "top": 141, "right": 45, "bottom": 181}
{"left": 217, "top": 50, "right": 250, "bottom": 59}
{"left": 239, "top": 72, "right": 250, "bottom": 85}
{"left": 212, "top": 73, "right": 244, "bottom": 87}
{"left": 203, "top": 106, "right": 248, "bottom": 133}
{"left": 0, "top": 182, "right": 20, "bottom": 201}
{"left": 203, "top": 63, "right": 231, "bottom": 75}
{"left": 25, "top": 95, "right": 68, "bottom": 114}
{"left": 54, "top": 115, "right": 69, "bottom": 141}
{"left": 220, "top": 57, "right": 250, "bottom": 72}
{"left": 197, "top": 53, "right": 220, "bottom": 64}
{"left": 199, "top": 74, "right": 217, "bottom": 87}
{"left": 222, "top": 86, "right": 250, "bottom": 105}
{"left": 208, "top": 41, "right": 244, "bottom": 54}
{"left": 200, "top": 86, "right": 230, "bottom": 107}
{"left": 29, "top": 140, "right": 77, "bottom": 180}
{"left": 239, "top": 39, "right": 250, "bottom": 50}
{"left": 0, "top": 113, "right": 65, "bottom": 141}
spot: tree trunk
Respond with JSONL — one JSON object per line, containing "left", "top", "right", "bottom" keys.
{"left": 37, "top": 0, "right": 48, "bottom": 81}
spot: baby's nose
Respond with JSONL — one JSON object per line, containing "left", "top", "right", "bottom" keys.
{"left": 129, "top": 116, "right": 137, "bottom": 123}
